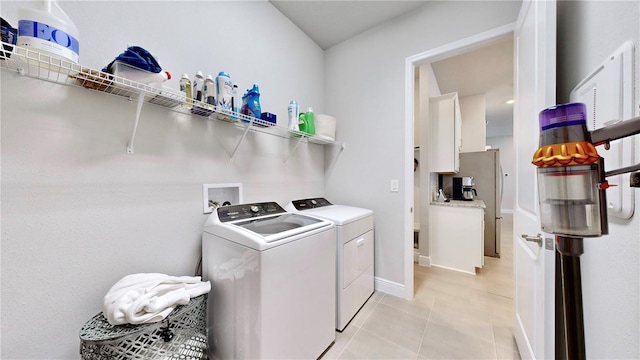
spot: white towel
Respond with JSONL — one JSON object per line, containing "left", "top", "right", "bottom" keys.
{"left": 103, "top": 273, "right": 211, "bottom": 326}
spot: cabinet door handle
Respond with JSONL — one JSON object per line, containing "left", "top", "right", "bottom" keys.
{"left": 356, "top": 238, "right": 365, "bottom": 247}
{"left": 521, "top": 233, "right": 542, "bottom": 247}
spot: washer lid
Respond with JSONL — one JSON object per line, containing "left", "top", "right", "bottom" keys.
{"left": 232, "top": 213, "right": 328, "bottom": 242}
{"left": 288, "top": 201, "right": 373, "bottom": 225}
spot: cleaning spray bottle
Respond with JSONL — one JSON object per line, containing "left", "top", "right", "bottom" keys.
{"left": 17, "top": 0, "right": 80, "bottom": 64}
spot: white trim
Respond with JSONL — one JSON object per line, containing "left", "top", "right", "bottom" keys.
{"left": 406, "top": 23, "right": 516, "bottom": 66}
{"left": 403, "top": 47, "right": 416, "bottom": 301}
{"left": 418, "top": 255, "right": 431, "bottom": 267}
{"left": 374, "top": 276, "right": 407, "bottom": 299}
{"left": 431, "top": 264, "right": 477, "bottom": 276}
{"left": 404, "top": 21, "right": 516, "bottom": 302}
{"left": 414, "top": 251, "right": 431, "bottom": 267}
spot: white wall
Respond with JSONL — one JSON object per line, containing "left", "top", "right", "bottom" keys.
{"left": 459, "top": 94, "right": 487, "bottom": 153}
{"left": 557, "top": 1, "right": 640, "bottom": 358}
{"left": 486, "top": 135, "right": 514, "bottom": 212}
{"left": 323, "top": 1, "right": 521, "bottom": 290}
{"left": 1, "top": 1, "right": 325, "bottom": 358}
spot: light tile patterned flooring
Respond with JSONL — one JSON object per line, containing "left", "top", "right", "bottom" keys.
{"left": 322, "top": 215, "right": 520, "bottom": 360}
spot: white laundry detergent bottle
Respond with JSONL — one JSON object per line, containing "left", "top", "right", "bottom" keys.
{"left": 17, "top": 0, "right": 80, "bottom": 64}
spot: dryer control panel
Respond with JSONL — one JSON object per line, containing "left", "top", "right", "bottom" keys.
{"left": 217, "top": 202, "right": 286, "bottom": 222}
{"left": 291, "top": 198, "right": 333, "bottom": 211}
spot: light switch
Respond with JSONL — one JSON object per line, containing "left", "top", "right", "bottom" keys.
{"left": 390, "top": 180, "right": 399, "bottom": 192}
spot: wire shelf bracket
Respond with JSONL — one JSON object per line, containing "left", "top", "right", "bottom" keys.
{"left": 0, "top": 41, "right": 345, "bottom": 161}
{"left": 126, "top": 91, "right": 146, "bottom": 154}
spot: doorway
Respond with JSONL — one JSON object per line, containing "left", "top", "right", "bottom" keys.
{"left": 404, "top": 23, "right": 516, "bottom": 296}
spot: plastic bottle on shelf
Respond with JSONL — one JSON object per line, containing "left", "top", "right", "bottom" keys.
{"left": 240, "top": 84, "right": 261, "bottom": 121}
{"left": 288, "top": 100, "right": 299, "bottom": 131}
{"left": 179, "top": 73, "right": 192, "bottom": 109}
{"left": 193, "top": 71, "right": 205, "bottom": 102}
{"left": 231, "top": 84, "right": 239, "bottom": 120}
{"left": 308, "top": 107, "right": 316, "bottom": 134}
{"left": 216, "top": 72, "right": 233, "bottom": 112}
{"left": 299, "top": 106, "right": 315, "bottom": 134}
{"left": 17, "top": 0, "right": 80, "bottom": 64}
{"left": 203, "top": 74, "right": 215, "bottom": 107}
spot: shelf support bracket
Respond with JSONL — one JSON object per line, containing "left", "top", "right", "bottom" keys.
{"left": 230, "top": 118, "right": 254, "bottom": 161}
{"left": 284, "top": 135, "right": 307, "bottom": 164}
{"left": 126, "top": 91, "right": 145, "bottom": 154}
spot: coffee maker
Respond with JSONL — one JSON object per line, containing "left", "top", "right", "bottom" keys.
{"left": 453, "top": 176, "right": 477, "bottom": 201}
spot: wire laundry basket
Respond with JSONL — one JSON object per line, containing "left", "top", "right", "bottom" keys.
{"left": 79, "top": 294, "right": 208, "bottom": 360}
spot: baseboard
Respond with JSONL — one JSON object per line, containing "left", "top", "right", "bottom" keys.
{"left": 418, "top": 255, "right": 431, "bottom": 267}
{"left": 431, "top": 263, "right": 476, "bottom": 276}
{"left": 414, "top": 249, "right": 419, "bottom": 262}
{"left": 374, "top": 276, "right": 407, "bottom": 299}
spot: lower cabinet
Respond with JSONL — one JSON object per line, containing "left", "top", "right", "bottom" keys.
{"left": 429, "top": 203, "right": 484, "bottom": 274}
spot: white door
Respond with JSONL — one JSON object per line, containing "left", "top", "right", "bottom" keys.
{"left": 513, "top": 0, "right": 557, "bottom": 359}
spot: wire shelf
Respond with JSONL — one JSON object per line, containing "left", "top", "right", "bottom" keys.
{"left": 0, "top": 42, "right": 343, "bottom": 159}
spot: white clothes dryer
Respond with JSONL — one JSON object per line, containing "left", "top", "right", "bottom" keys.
{"left": 202, "top": 202, "right": 336, "bottom": 359}
{"left": 286, "top": 198, "right": 374, "bottom": 331}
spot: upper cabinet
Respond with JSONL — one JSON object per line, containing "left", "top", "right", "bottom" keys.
{"left": 459, "top": 94, "right": 486, "bottom": 153}
{"left": 430, "top": 92, "right": 462, "bottom": 173}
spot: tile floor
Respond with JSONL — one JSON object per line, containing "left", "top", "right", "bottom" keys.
{"left": 321, "top": 214, "right": 520, "bottom": 360}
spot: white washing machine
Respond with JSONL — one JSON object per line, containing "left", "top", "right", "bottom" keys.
{"left": 286, "top": 198, "right": 374, "bottom": 331}
{"left": 202, "top": 202, "right": 336, "bottom": 360}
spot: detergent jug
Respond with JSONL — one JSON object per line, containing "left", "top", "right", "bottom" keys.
{"left": 298, "top": 107, "right": 315, "bottom": 135}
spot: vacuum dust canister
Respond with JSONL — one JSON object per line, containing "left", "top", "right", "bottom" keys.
{"left": 532, "top": 102, "right": 608, "bottom": 238}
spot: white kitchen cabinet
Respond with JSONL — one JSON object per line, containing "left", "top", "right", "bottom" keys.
{"left": 429, "top": 201, "right": 484, "bottom": 274}
{"left": 430, "top": 92, "right": 462, "bottom": 173}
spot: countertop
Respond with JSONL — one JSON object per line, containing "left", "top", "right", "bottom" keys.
{"left": 430, "top": 199, "right": 486, "bottom": 209}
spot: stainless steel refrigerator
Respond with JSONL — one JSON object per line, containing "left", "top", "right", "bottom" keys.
{"left": 442, "top": 149, "right": 503, "bottom": 257}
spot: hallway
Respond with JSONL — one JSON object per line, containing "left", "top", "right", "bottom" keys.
{"left": 322, "top": 214, "right": 519, "bottom": 359}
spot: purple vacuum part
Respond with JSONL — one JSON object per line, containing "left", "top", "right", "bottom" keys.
{"left": 540, "top": 102, "right": 587, "bottom": 130}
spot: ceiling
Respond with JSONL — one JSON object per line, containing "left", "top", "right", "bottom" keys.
{"left": 269, "top": 1, "right": 430, "bottom": 50}
{"left": 269, "top": 0, "right": 514, "bottom": 137}
{"left": 431, "top": 39, "right": 514, "bottom": 138}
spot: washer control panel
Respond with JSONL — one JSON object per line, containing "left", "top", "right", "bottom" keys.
{"left": 291, "top": 198, "right": 333, "bottom": 211}
{"left": 217, "top": 202, "right": 285, "bottom": 222}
